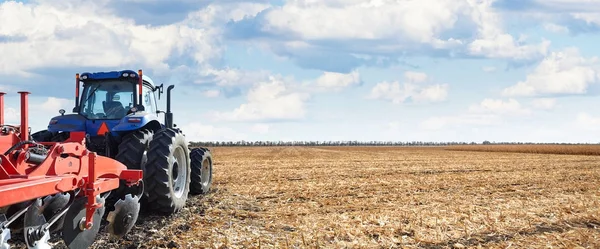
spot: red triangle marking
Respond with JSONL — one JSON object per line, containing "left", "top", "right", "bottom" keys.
{"left": 97, "top": 122, "right": 109, "bottom": 135}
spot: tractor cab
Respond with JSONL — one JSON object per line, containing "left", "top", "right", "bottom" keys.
{"left": 43, "top": 70, "right": 166, "bottom": 155}
{"left": 76, "top": 70, "right": 159, "bottom": 118}
{"left": 79, "top": 80, "right": 135, "bottom": 120}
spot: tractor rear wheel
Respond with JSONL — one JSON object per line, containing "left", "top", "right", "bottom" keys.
{"left": 31, "top": 130, "right": 54, "bottom": 142}
{"left": 31, "top": 130, "right": 68, "bottom": 142}
{"left": 143, "top": 128, "right": 191, "bottom": 214}
{"left": 189, "top": 147, "right": 213, "bottom": 195}
{"left": 115, "top": 129, "right": 154, "bottom": 171}
{"left": 106, "top": 129, "right": 153, "bottom": 208}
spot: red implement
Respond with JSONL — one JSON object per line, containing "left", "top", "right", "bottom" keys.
{"left": 0, "top": 91, "right": 143, "bottom": 249}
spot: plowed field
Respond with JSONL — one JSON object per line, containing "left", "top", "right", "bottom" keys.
{"left": 10, "top": 146, "right": 600, "bottom": 248}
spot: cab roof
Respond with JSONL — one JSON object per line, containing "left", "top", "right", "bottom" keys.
{"left": 79, "top": 70, "right": 155, "bottom": 88}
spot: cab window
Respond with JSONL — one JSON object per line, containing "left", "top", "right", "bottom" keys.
{"left": 80, "top": 81, "right": 134, "bottom": 119}
{"left": 142, "top": 85, "right": 157, "bottom": 114}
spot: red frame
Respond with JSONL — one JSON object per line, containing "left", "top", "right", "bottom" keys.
{"left": 0, "top": 92, "right": 143, "bottom": 229}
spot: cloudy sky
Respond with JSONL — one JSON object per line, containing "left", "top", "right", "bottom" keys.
{"left": 2, "top": 0, "right": 600, "bottom": 143}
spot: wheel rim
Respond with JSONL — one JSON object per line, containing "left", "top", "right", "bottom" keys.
{"left": 200, "top": 158, "right": 211, "bottom": 187}
{"left": 171, "top": 146, "right": 187, "bottom": 198}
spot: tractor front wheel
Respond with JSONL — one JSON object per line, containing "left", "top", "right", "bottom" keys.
{"left": 189, "top": 147, "right": 213, "bottom": 195}
{"left": 143, "top": 128, "right": 191, "bottom": 214}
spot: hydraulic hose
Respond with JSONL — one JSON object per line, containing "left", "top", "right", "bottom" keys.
{"left": 4, "top": 141, "right": 37, "bottom": 156}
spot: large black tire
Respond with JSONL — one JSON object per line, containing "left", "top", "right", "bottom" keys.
{"left": 115, "top": 129, "right": 154, "bottom": 170}
{"left": 106, "top": 129, "right": 153, "bottom": 208}
{"left": 31, "top": 130, "right": 68, "bottom": 142}
{"left": 143, "top": 128, "right": 191, "bottom": 214}
{"left": 189, "top": 147, "right": 213, "bottom": 195}
{"left": 31, "top": 130, "right": 54, "bottom": 142}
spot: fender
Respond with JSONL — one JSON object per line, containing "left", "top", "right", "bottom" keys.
{"left": 47, "top": 114, "right": 86, "bottom": 132}
{"left": 112, "top": 112, "right": 162, "bottom": 133}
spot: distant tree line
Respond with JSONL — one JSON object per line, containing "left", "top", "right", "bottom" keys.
{"left": 188, "top": 140, "right": 600, "bottom": 147}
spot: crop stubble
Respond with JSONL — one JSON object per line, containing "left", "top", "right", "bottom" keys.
{"left": 156, "top": 146, "right": 600, "bottom": 248}
{"left": 14, "top": 146, "right": 600, "bottom": 248}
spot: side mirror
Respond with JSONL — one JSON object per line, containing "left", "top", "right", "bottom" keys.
{"left": 59, "top": 109, "right": 66, "bottom": 116}
{"left": 155, "top": 83, "right": 164, "bottom": 100}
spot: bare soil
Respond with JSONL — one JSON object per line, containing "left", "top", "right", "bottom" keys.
{"left": 7, "top": 146, "right": 600, "bottom": 248}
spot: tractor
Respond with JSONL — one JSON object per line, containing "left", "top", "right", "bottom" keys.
{"left": 30, "top": 69, "right": 213, "bottom": 215}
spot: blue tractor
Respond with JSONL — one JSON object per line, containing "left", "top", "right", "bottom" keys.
{"left": 30, "top": 69, "right": 213, "bottom": 219}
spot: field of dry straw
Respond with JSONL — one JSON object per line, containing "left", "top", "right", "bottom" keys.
{"left": 26, "top": 145, "right": 600, "bottom": 248}
{"left": 447, "top": 144, "right": 600, "bottom": 155}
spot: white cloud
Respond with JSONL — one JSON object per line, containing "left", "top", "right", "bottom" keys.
{"left": 211, "top": 76, "right": 310, "bottom": 122}
{"left": 263, "top": 0, "right": 465, "bottom": 44}
{"left": 3, "top": 107, "right": 20, "bottom": 124}
{"left": 572, "top": 13, "right": 600, "bottom": 26}
{"left": 466, "top": 0, "right": 550, "bottom": 60}
{"left": 575, "top": 112, "right": 600, "bottom": 131}
{"left": 529, "top": 0, "right": 600, "bottom": 12}
{"left": 39, "top": 97, "right": 71, "bottom": 112}
{"left": 421, "top": 114, "right": 501, "bottom": 130}
{"left": 0, "top": 1, "right": 201, "bottom": 75}
{"left": 543, "top": 23, "right": 569, "bottom": 34}
{"left": 403, "top": 71, "right": 428, "bottom": 83}
{"left": 180, "top": 122, "right": 248, "bottom": 142}
{"left": 201, "top": 89, "right": 220, "bottom": 98}
{"left": 468, "top": 32, "right": 550, "bottom": 61}
{"left": 314, "top": 70, "right": 361, "bottom": 91}
{"left": 482, "top": 66, "right": 497, "bottom": 73}
{"left": 530, "top": 98, "right": 557, "bottom": 110}
{"left": 502, "top": 48, "right": 600, "bottom": 97}
{"left": 1, "top": 96, "right": 77, "bottom": 132}
{"left": 250, "top": 123, "right": 270, "bottom": 134}
{"left": 196, "top": 67, "right": 271, "bottom": 86}
{"left": 421, "top": 98, "right": 532, "bottom": 130}
{"left": 0, "top": 0, "right": 269, "bottom": 76}
{"left": 468, "top": 98, "right": 531, "bottom": 116}
{"left": 252, "top": 0, "right": 547, "bottom": 61}
{"left": 367, "top": 72, "right": 448, "bottom": 104}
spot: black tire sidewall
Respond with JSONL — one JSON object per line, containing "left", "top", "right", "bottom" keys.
{"left": 190, "top": 147, "right": 213, "bottom": 195}
{"left": 143, "top": 128, "right": 191, "bottom": 214}
{"left": 115, "top": 129, "right": 154, "bottom": 170}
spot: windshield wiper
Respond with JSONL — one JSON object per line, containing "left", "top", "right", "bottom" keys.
{"left": 87, "top": 85, "right": 101, "bottom": 100}
{"left": 83, "top": 85, "right": 102, "bottom": 114}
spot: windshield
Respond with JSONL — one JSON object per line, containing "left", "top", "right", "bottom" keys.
{"left": 79, "top": 80, "right": 135, "bottom": 119}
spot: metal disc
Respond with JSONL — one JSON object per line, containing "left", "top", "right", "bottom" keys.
{"left": 5, "top": 201, "right": 31, "bottom": 232}
{"left": 62, "top": 196, "right": 105, "bottom": 249}
{"left": 42, "top": 193, "right": 70, "bottom": 233}
{"left": 106, "top": 194, "right": 140, "bottom": 238}
{"left": 23, "top": 199, "right": 50, "bottom": 249}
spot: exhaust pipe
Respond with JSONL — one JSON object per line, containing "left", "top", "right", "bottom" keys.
{"left": 165, "top": 85, "right": 174, "bottom": 129}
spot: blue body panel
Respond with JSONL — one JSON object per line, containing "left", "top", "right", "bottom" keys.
{"left": 47, "top": 114, "right": 86, "bottom": 132}
{"left": 112, "top": 112, "right": 161, "bottom": 132}
{"left": 48, "top": 112, "right": 161, "bottom": 137}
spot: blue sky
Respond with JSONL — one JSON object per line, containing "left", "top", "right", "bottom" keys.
{"left": 2, "top": 0, "right": 600, "bottom": 143}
